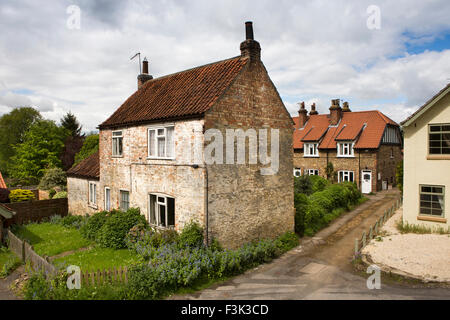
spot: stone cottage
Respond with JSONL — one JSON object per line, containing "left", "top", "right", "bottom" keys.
{"left": 292, "top": 100, "right": 403, "bottom": 193}
{"left": 67, "top": 22, "right": 295, "bottom": 249}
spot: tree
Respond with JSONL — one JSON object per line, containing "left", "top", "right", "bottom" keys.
{"left": 60, "top": 112, "right": 82, "bottom": 137}
{"left": 9, "top": 120, "right": 69, "bottom": 185}
{"left": 60, "top": 112, "right": 84, "bottom": 170}
{"left": 396, "top": 161, "right": 403, "bottom": 193}
{"left": 73, "top": 134, "right": 99, "bottom": 167}
{"left": 38, "top": 167, "right": 67, "bottom": 191}
{"left": 0, "top": 107, "right": 42, "bottom": 174}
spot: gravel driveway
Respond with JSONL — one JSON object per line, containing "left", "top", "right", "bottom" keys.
{"left": 362, "top": 208, "right": 450, "bottom": 282}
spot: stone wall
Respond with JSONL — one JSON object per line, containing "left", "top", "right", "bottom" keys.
{"left": 97, "top": 119, "right": 206, "bottom": 231}
{"left": 204, "top": 59, "right": 295, "bottom": 249}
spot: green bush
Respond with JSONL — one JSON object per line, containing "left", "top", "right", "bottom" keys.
{"left": 296, "top": 182, "right": 363, "bottom": 237}
{"left": 52, "top": 191, "right": 67, "bottom": 199}
{"left": 48, "top": 189, "right": 56, "bottom": 199}
{"left": 294, "top": 193, "right": 309, "bottom": 236}
{"left": 38, "top": 167, "right": 66, "bottom": 191}
{"left": 177, "top": 221, "right": 204, "bottom": 248}
{"left": 9, "top": 189, "right": 35, "bottom": 203}
{"left": 396, "top": 161, "right": 403, "bottom": 192}
{"left": 125, "top": 224, "right": 179, "bottom": 251}
{"left": 309, "top": 175, "right": 329, "bottom": 193}
{"left": 275, "top": 231, "right": 299, "bottom": 251}
{"left": 59, "top": 215, "right": 86, "bottom": 229}
{"left": 294, "top": 175, "right": 313, "bottom": 195}
{"left": 80, "top": 211, "right": 108, "bottom": 241}
{"left": 97, "top": 208, "right": 147, "bottom": 249}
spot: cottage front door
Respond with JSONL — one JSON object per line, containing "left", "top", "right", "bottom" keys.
{"left": 361, "top": 170, "right": 372, "bottom": 194}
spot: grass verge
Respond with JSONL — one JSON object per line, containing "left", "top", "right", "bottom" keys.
{"left": 12, "top": 223, "right": 93, "bottom": 257}
{"left": 396, "top": 220, "right": 450, "bottom": 234}
{"left": 0, "top": 246, "right": 21, "bottom": 278}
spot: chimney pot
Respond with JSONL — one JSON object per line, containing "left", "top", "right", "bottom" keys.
{"left": 245, "top": 21, "right": 254, "bottom": 40}
{"left": 329, "top": 99, "right": 342, "bottom": 125}
{"left": 137, "top": 57, "right": 153, "bottom": 89}
{"left": 297, "top": 101, "right": 308, "bottom": 129}
{"left": 309, "top": 103, "right": 319, "bottom": 115}
{"left": 342, "top": 101, "right": 351, "bottom": 112}
{"left": 240, "top": 21, "right": 261, "bottom": 61}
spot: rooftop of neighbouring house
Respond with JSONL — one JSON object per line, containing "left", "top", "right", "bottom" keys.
{"left": 66, "top": 151, "right": 99, "bottom": 180}
{"left": 0, "top": 171, "right": 6, "bottom": 189}
{"left": 293, "top": 104, "right": 399, "bottom": 150}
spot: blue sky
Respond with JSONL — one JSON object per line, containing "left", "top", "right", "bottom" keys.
{"left": 0, "top": 0, "right": 449, "bottom": 132}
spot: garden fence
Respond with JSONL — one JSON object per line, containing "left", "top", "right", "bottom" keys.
{"left": 6, "top": 229, "right": 57, "bottom": 276}
{"left": 354, "top": 196, "right": 403, "bottom": 256}
{"left": 80, "top": 267, "right": 128, "bottom": 286}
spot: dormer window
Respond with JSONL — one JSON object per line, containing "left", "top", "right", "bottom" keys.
{"left": 337, "top": 141, "right": 354, "bottom": 157}
{"left": 304, "top": 143, "right": 319, "bottom": 157}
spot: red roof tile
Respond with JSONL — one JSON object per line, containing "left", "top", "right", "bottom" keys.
{"left": 99, "top": 56, "right": 249, "bottom": 129}
{"left": 0, "top": 171, "right": 6, "bottom": 189}
{"left": 67, "top": 151, "right": 99, "bottom": 180}
{"left": 293, "top": 110, "right": 399, "bottom": 150}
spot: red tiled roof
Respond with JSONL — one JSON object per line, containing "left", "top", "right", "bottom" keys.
{"left": 99, "top": 56, "right": 249, "bottom": 129}
{"left": 293, "top": 110, "right": 399, "bottom": 150}
{"left": 67, "top": 151, "right": 99, "bottom": 180}
{"left": 0, "top": 171, "right": 6, "bottom": 189}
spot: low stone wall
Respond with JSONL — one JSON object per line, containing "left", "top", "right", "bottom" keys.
{"left": 7, "top": 229, "right": 57, "bottom": 276}
{"left": 3, "top": 198, "right": 68, "bottom": 227}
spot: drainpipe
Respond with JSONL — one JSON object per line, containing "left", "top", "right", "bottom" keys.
{"left": 204, "top": 166, "right": 209, "bottom": 246}
{"left": 358, "top": 150, "right": 361, "bottom": 191}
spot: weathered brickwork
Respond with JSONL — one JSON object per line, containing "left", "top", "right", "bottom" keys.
{"left": 293, "top": 144, "right": 402, "bottom": 192}
{"left": 204, "top": 60, "right": 295, "bottom": 249}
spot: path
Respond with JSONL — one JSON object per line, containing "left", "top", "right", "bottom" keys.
{"left": 169, "top": 189, "right": 450, "bottom": 300}
{"left": 0, "top": 265, "right": 23, "bottom": 300}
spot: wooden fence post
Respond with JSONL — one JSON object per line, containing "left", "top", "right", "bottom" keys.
{"left": 362, "top": 231, "right": 366, "bottom": 248}
{"left": 354, "top": 239, "right": 359, "bottom": 255}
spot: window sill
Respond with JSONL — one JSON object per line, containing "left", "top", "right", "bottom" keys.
{"left": 303, "top": 155, "right": 319, "bottom": 158}
{"left": 112, "top": 155, "right": 124, "bottom": 158}
{"left": 147, "top": 157, "right": 175, "bottom": 161}
{"left": 417, "top": 215, "right": 447, "bottom": 223}
{"left": 337, "top": 155, "right": 355, "bottom": 158}
{"left": 427, "top": 155, "right": 450, "bottom": 160}
{"left": 88, "top": 204, "right": 98, "bottom": 210}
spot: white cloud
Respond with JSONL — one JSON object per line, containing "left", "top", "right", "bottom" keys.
{"left": 0, "top": 0, "right": 449, "bottom": 131}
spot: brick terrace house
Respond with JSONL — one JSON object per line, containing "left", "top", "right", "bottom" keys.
{"left": 292, "top": 100, "right": 403, "bottom": 193}
{"left": 67, "top": 22, "right": 294, "bottom": 249}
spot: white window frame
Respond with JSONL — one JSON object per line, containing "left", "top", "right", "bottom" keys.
{"left": 148, "top": 193, "right": 175, "bottom": 228}
{"left": 419, "top": 185, "right": 445, "bottom": 217}
{"left": 304, "top": 143, "right": 319, "bottom": 157}
{"left": 148, "top": 125, "right": 175, "bottom": 159}
{"left": 293, "top": 168, "right": 302, "bottom": 177}
{"left": 119, "top": 190, "right": 130, "bottom": 211}
{"left": 88, "top": 182, "right": 97, "bottom": 207}
{"left": 104, "top": 187, "right": 111, "bottom": 211}
{"left": 337, "top": 141, "right": 355, "bottom": 157}
{"left": 307, "top": 169, "right": 319, "bottom": 176}
{"left": 338, "top": 170, "right": 355, "bottom": 183}
{"left": 428, "top": 124, "right": 450, "bottom": 155}
{"left": 112, "top": 131, "right": 123, "bottom": 157}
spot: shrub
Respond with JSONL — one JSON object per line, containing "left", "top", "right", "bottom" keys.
{"left": 178, "top": 221, "right": 204, "bottom": 248}
{"left": 9, "top": 189, "right": 35, "bottom": 203}
{"left": 59, "top": 215, "right": 86, "bottom": 229}
{"left": 38, "top": 167, "right": 66, "bottom": 191}
{"left": 294, "top": 175, "right": 313, "bottom": 195}
{"left": 0, "top": 188, "right": 10, "bottom": 203}
{"left": 48, "top": 189, "right": 56, "bottom": 199}
{"left": 80, "top": 211, "right": 108, "bottom": 241}
{"left": 309, "top": 175, "right": 329, "bottom": 193}
{"left": 275, "top": 231, "right": 299, "bottom": 252}
{"left": 52, "top": 191, "right": 67, "bottom": 199}
{"left": 97, "top": 208, "right": 148, "bottom": 249}
{"left": 396, "top": 161, "right": 403, "bottom": 193}
{"left": 294, "top": 193, "right": 309, "bottom": 236}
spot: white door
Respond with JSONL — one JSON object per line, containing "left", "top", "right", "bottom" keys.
{"left": 361, "top": 171, "right": 372, "bottom": 194}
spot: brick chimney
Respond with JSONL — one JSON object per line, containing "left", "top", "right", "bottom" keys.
{"left": 309, "top": 103, "right": 319, "bottom": 115}
{"left": 137, "top": 57, "right": 153, "bottom": 89}
{"left": 297, "top": 102, "right": 308, "bottom": 129}
{"left": 342, "top": 101, "right": 351, "bottom": 112}
{"left": 329, "top": 99, "right": 342, "bottom": 125}
{"left": 240, "top": 21, "right": 261, "bottom": 61}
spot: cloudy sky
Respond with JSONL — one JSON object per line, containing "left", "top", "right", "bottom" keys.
{"left": 1, "top": 0, "right": 449, "bottom": 132}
